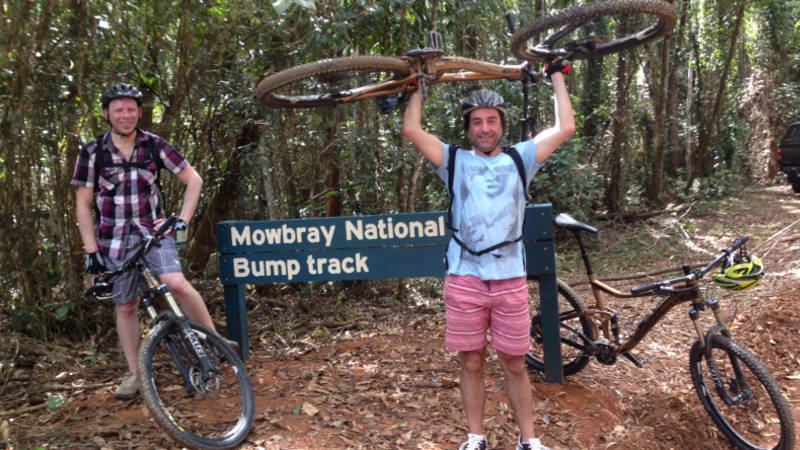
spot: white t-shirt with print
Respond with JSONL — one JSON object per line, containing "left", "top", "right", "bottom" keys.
{"left": 434, "top": 140, "right": 543, "bottom": 280}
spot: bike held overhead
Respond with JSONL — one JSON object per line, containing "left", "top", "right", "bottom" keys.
{"left": 254, "top": 0, "right": 677, "bottom": 110}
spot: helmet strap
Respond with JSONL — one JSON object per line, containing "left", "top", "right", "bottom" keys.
{"left": 111, "top": 127, "right": 137, "bottom": 139}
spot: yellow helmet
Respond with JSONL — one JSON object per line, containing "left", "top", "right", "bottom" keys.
{"left": 712, "top": 254, "right": 764, "bottom": 290}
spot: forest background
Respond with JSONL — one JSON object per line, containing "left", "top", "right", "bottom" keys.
{"left": 1, "top": 0, "right": 799, "bottom": 341}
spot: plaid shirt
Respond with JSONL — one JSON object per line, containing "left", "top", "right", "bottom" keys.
{"left": 71, "top": 130, "right": 187, "bottom": 260}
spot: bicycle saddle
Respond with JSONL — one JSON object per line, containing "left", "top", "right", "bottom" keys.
{"left": 405, "top": 47, "right": 444, "bottom": 58}
{"left": 554, "top": 213, "right": 599, "bottom": 234}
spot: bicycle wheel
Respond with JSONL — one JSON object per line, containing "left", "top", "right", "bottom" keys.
{"left": 526, "top": 278, "right": 595, "bottom": 376}
{"left": 689, "top": 334, "right": 795, "bottom": 450}
{"left": 511, "top": 0, "right": 677, "bottom": 62}
{"left": 256, "top": 56, "right": 411, "bottom": 108}
{"left": 138, "top": 321, "right": 255, "bottom": 449}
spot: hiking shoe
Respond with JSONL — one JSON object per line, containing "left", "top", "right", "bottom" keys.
{"left": 517, "top": 437, "right": 550, "bottom": 450}
{"left": 114, "top": 371, "right": 139, "bottom": 400}
{"left": 459, "top": 433, "right": 488, "bottom": 450}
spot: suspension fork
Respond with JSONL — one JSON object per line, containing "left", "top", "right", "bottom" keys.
{"left": 142, "top": 268, "right": 217, "bottom": 390}
{"left": 690, "top": 298, "right": 752, "bottom": 406}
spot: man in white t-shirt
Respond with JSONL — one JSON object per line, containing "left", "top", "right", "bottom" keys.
{"left": 402, "top": 64, "right": 574, "bottom": 450}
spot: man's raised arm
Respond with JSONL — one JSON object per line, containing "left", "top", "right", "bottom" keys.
{"left": 402, "top": 90, "right": 445, "bottom": 167}
{"left": 532, "top": 72, "right": 575, "bottom": 164}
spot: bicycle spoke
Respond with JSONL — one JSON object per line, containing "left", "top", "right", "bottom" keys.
{"left": 526, "top": 279, "right": 594, "bottom": 376}
{"left": 275, "top": 70, "right": 398, "bottom": 101}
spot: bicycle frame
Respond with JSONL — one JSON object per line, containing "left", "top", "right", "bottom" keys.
{"left": 563, "top": 217, "right": 738, "bottom": 366}
{"left": 92, "top": 216, "right": 219, "bottom": 391}
{"left": 342, "top": 55, "right": 533, "bottom": 104}
{"left": 585, "top": 272, "right": 706, "bottom": 358}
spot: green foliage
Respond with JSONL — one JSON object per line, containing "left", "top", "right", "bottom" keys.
{"left": 686, "top": 170, "right": 748, "bottom": 201}
{"left": 1, "top": 0, "right": 799, "bottom": 341}
{"left": 530, "top": 139, "right": 604, "bottom": 217}
{"left": 272, "top": 0, "right": 315, "bottom": 14}
{"left": 82, "top": 346, "right": 109, "bottom": 367}
{"left": 46, "top": 394, "right": 67, "bottom": 410}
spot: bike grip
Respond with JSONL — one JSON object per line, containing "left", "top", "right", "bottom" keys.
{"left": 505, "top": 12, "right": 516, "bottom": 33}
{"left": 631, "top": 282, "right": 662, "bottom": 295}
{"left": 155, "top": 214, "right": 179, "bottom": 236}
{"left": 729, "top": 235, "right": 749, "bottom": 251}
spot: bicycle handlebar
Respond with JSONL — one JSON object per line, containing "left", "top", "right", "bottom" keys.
{"left": 87, "top": 215, "right": 180, "bottom": 286}
{"left": 505, "top": 12, "right": 516, "bottom": 34}
{"left": 630, "top": 236, "right": 750, "bottom": 295}
{"left": 154, "top": 214, "right": 180, "bottom": 237}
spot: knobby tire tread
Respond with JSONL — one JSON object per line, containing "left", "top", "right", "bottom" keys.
{"left": 256, "top": 56, "right": 410, "bottom": 108}
{"left": 511, "top": 0, "right": 678, "bottom": 62}
{"left": 138, "top": 321, "right": 255, "bottom": 449}
{"left": 689, "top": 334, "right": 795, "bottom": 450}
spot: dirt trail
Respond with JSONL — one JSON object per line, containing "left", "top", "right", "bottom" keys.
{"left": 4, "top": 185, "right": 800, "bottom": 449}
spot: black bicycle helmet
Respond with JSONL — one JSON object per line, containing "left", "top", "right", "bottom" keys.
{"left": 461, "top": 89, "right": 507, "bottom": 132}
{"left": 101, "top": 83, "right": 143, "bottom": 109}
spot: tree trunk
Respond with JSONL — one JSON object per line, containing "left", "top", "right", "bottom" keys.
{"left": 645, "top": 32, "right": 670, "bottom": 206}
{"left": 686, "top": 0, "right": 747, "bottom": 190}
{"left": 666, "top": 8, "right": 684, "bottom": 179}
{"left": 605, "top": 50, "right": 629, "bottom": 215}
{"left": 184, "top": 121, "right": 259, "bottom": 274}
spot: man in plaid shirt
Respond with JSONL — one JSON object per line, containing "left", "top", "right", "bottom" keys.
{"left": 72, "top": 83, "right": 224, "bottom": 400}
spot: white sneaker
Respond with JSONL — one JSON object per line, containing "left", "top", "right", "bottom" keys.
{"left": 114, "top": 371, "right": 139, "bottom": 400}
{"left": 517, "top": 437, "right": 550, "bottom": 450}
{"left": 459, "top": 433, "right": 488, "bottom": 450}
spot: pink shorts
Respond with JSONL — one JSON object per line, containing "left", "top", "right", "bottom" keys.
{"left": 443, "top": 274, "right": 531, "bottom": 356}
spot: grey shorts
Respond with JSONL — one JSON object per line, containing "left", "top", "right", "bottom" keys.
{"left": 106, "top": 231, "right": 182, "bottom": 305}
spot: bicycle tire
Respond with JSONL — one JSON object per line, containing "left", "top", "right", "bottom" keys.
{"left": 256, "top": 56, "right": 411, "bottom": 108}
{"left": 511, "top": 0, "right": 677, "bottom": 62}
{"left": 526, "top": 278, "right": 595, "bottom": 376}
{"left": 689, "top": 334, "right": 795, "bottom": 450}
{"left": 138, "top": 321, "right": 255, "bottom": 449}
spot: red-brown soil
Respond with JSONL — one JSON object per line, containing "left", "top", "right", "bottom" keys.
{"left": 3, "top": 185, "right": 799, "bottom": 449}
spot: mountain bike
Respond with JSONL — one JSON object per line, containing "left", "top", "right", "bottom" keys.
{"left": 255, "top": 0, "right": 676, "bottom": 109}
{"left": 525, "top": 213, "right": 795, "bottom": 450}
{"left": 85, "top": 215, "right": 255, "bottom": 449}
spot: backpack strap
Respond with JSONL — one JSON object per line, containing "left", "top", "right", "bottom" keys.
{"left": 445, "top": 143, "right": 530, "bottom": 257}
{"left": 451, "top": 232, "right": 524, "bottom": 256}
{"left": 92, "top": 134, "right": 106, "bottom": 219}
{"left": 142, "top": 131, "right": 167, "bottom": 214}
{"left": 446, "top": 143, "right": 460, "bottom": 233}
{"left": 92, "top": 134, "right": 106, "bottom": 192}
{"left": 502, "top": 145, "right": 531, "bottom": 202}
{"left": 92, "top": 131, "right": 167, "bottom": 214}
